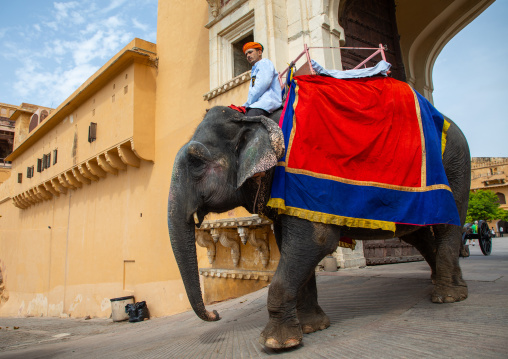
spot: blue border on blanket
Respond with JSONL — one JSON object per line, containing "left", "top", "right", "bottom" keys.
{"left": 269, "top": 79, "right": 461, "bottom": 227}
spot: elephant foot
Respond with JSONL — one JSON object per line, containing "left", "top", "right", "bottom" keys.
{"left": 260, "top": 319, "right": 303, "bottom": 349}
{"left": 460, "top": 245, "right": 470, "bottom": 258}
{"left": 298, "top": 307, "right": 330, "bottom": 334}
{"left": 431, "top": 284, "right": 468, "bottom": 303}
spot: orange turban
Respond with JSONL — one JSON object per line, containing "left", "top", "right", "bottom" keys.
{"left": 243, "top": 42, "right": 264, "bottom": 54}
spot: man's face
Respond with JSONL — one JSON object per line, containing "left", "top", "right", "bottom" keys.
{"left": 245, "top": 48, "right": 263, "bottom": 65}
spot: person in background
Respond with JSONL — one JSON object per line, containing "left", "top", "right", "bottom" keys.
{"left": 242, "top": 42, "right": 282, "bottom": 117}
{"left": 470, "top": 221, "right": 478, "bottom": 246}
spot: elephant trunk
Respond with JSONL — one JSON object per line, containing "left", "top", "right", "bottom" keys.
{"left": 167, "top": 155, "right": 220, "bottom": 322}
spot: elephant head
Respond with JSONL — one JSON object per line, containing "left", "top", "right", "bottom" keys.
{"left": 167, "top": 106, "right": 284, "bottom": 321}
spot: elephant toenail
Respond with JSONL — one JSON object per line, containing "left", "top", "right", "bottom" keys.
{"left": 284, "top": 338, "right": 301, "bottom": 348}
{"left": 265, "top": 338, "right": 282, "bottom": 348}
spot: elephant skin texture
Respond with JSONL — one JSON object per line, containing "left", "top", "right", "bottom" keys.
{"left": 167, "top": 106, "right": 471, "bottom": 349}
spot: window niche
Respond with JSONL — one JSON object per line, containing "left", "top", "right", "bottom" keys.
{"left": 209, "top": 9, "right": 254, "bottom": 89}
{"left": 88, "top": 122, "right": 97, "bottom": 143}
{"left": 232, "top": 33, "right": 253, "bottom": 77}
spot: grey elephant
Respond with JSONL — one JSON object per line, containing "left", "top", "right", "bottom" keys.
{"left": 168, "top": 105, "right": 470, "bottom": 349}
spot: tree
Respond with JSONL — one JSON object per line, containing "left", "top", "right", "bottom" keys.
{"left": 496, "top": 208, "right": 508, "bottom": 221}
{"left": 466, "top": 190, "right": 504, "bottom": 223}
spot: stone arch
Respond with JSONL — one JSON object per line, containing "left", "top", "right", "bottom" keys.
{"left": 400, "top": 0, "right": 494, "bottom": 102}
{"left": 496, "top": 192, "right": 506, "bottom": 205}
{"left": 328, "top": 0, "right": 343, "bottom": 37}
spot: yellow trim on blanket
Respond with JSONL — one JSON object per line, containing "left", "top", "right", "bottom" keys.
{"left": 410, "top": 87, "right": 427, "bottom": 187}
{"left": 338, "top": 239, "right": 356, "bottom": 250}
{"left": 282, "top": 167, "right": 453, "bottom": 192}
{"left": 442, "top": 119, "right": 450, "bottom": 157}
{"left": 267, "top": 198, "right": 396, "bottom": 234}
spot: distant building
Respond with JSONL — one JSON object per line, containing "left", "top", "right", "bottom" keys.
{"left": 0, "top": 103, "right": 17, "bottom": 183}
{"left": 0, "top": 0, "right": 495, "bottom": 318}
{"left": 471, "top": 157, "right": 508, "bottom": 234}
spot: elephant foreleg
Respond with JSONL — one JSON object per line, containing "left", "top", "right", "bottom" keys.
{"left": 260, "top": 216, "right": 336, "bottom": 349}
{"left": 297, "top": 272, "right": 330, "bottom": 334}
{"left": 430, "top": 224, "right": 468, "bottom": 303}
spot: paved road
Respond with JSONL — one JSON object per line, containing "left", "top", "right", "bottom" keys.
{"left": 1, "top": 238, "right": 507, "bottom": 358}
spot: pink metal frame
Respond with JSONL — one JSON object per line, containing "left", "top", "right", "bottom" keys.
{"left": 278, "top": 43, "right": 387, "bottom": 88}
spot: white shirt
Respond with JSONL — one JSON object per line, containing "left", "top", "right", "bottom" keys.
{"left": 243, "top": 58, "right": 282, "bottom": 113}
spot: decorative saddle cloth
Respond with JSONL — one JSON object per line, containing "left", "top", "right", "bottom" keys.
{"left": 267, "top": 75, "right": 461, "bottom": 239}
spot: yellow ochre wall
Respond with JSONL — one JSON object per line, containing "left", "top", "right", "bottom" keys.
{"left": 0, "top": 37, "right": 183, "bottom": 318}
{"left": 0, "top": 169, "right": 9, "bottom": 184}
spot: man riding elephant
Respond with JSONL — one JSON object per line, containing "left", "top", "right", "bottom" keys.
{"left": 242, "top": 42, "right": 282, "bottom": 117}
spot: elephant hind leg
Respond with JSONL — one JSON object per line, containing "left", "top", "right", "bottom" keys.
{"left": 297, "top": 272, "right": 330, "bottom": 334}
{"left": 430, "top": 224, "right": 467, "bottom": 303}
{"left": 400, "top": 227, "right": 437, "bottom": 282}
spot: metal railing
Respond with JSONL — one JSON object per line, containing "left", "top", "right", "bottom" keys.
{"left": 278, "top": 43, "right": 388, "bottom": 88}
{"left": 0, "top": 158, "right": 12, "bottom": 168}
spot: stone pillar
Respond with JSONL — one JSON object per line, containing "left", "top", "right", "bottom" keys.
{"left": 334, "top": 240, "right": 366, "bottom": 269}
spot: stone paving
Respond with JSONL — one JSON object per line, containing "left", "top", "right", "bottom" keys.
{"left": 1, "top": 238, "right": 508, "bottom": 358}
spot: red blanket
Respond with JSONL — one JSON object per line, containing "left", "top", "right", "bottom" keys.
{"left": 269, "top": 75, "right": 460, "bottom": 234}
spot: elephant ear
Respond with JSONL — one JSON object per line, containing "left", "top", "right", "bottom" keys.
{"left": 235, "top": 116, "right": 285, "bottom": 189}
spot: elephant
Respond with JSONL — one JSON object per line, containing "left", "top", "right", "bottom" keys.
{"left": 167, "top": 105, "right": 470, "bottom": 349}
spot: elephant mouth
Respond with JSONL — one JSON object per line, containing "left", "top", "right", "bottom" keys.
{"left": 252, "top": 171, "right": 266, "bottom": 178}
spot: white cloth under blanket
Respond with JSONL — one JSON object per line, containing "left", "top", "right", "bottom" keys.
{"left": 311, "top": 59, "right": 392, "bottom": 79}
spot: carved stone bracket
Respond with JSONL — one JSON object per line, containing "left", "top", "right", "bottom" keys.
{"left": 86, "top": 160, "right": 107, "bottom": 178}
{"left": 51, "top": 178, "right": 67, "bottom": 194}
{"left": 218, "top": 229, "right": 241, "bottom": 267}
{"left": 206, "top": 0, "right": 220, "bottom": 17}
{"left": 44, "top": 182, "right": 59, "bottom": 196}
{"left": 12, "top": 139, "right": 148, "bottom": 210}
{"left": 195, "top": 215, "right": 272, "bottom": 268}
{"left": 196, "top": 230, "right": 216, "bottom": 264}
